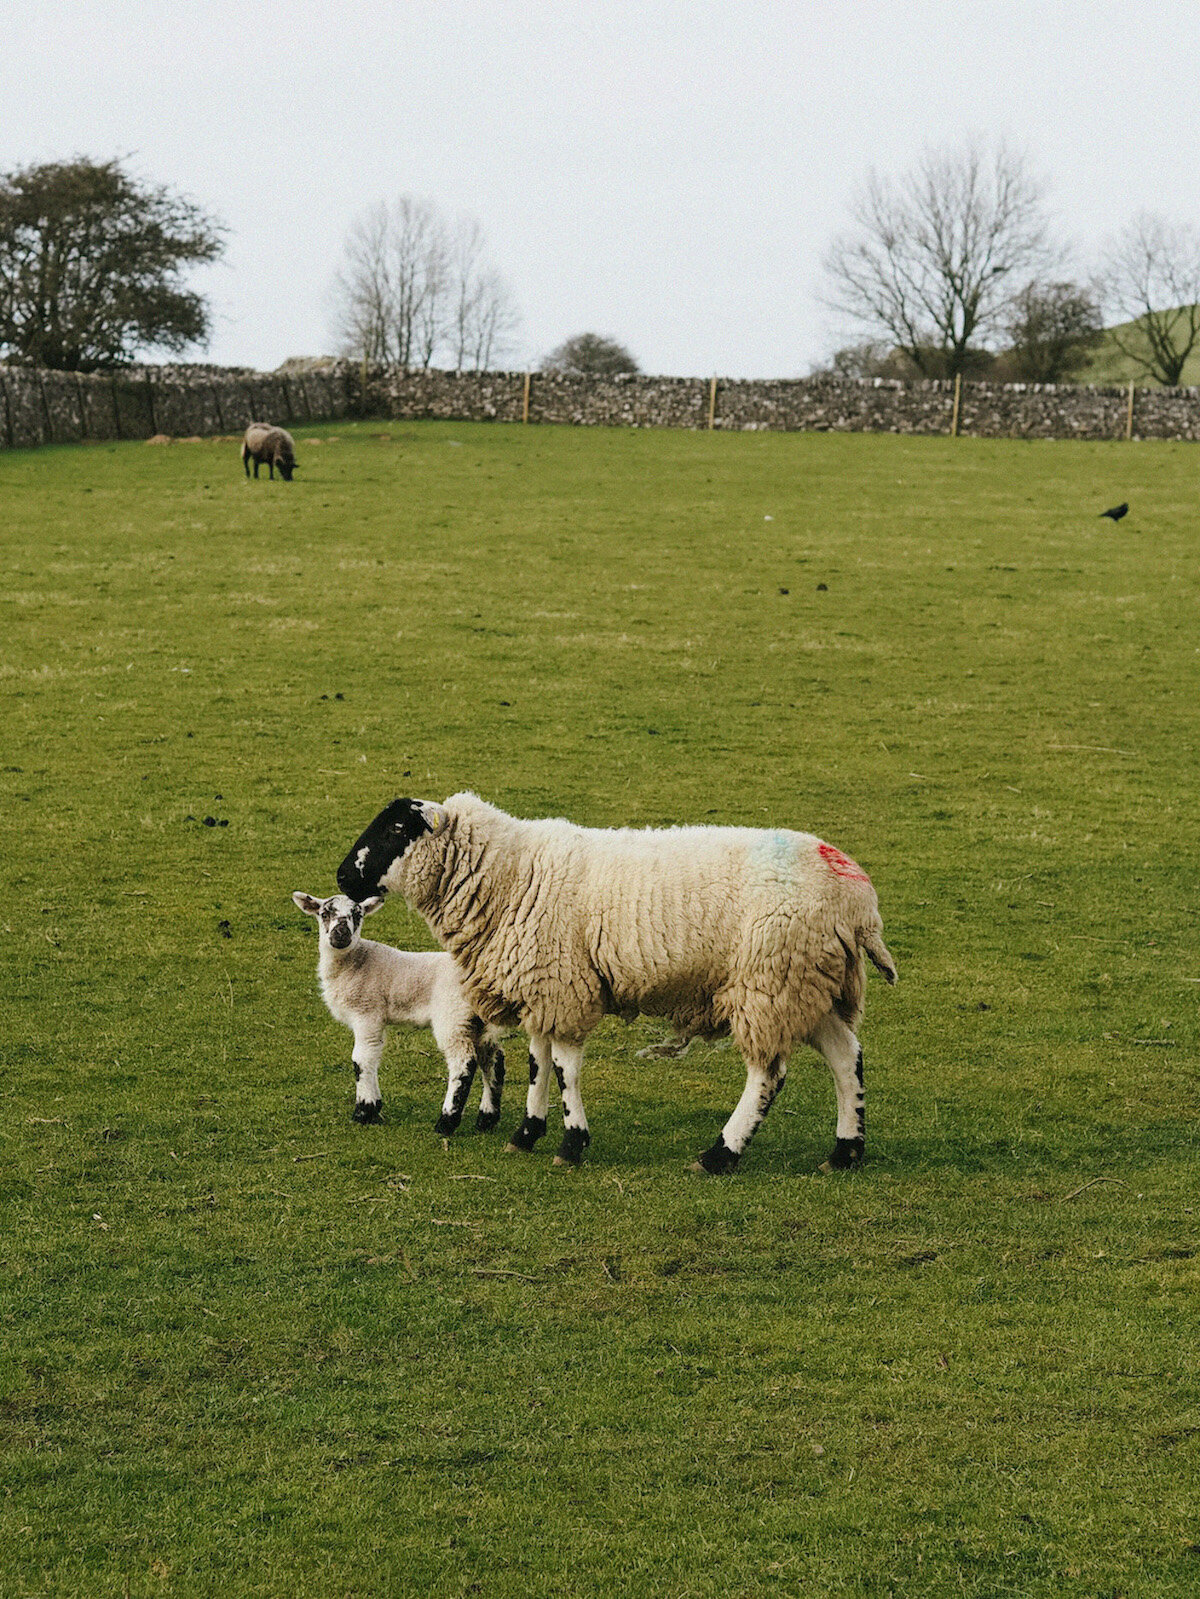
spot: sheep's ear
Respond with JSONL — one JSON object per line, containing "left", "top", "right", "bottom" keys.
{"left": 292, "top": 892, "right": 322, "bottom": 916}
{"left": 360, "top": 895, "right": 387, "bottom": 917}
{"left": 417, "top": 801, "right": 450, "bottom": 836}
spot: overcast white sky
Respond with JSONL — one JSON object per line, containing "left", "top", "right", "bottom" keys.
{"left": 6, "top": 0, "right": 1200, "bottom": 376}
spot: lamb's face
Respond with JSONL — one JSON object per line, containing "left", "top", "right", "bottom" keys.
{"left": 336, "top": 797, "right": 448, "bottom": 902}
{"left": 277, "top": 458, "right": 296, "bottom": 481}
{"left": 292, "top": 890, "right": 384, "bottom": 947}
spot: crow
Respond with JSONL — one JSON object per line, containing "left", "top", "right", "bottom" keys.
{"left": 1100, "top": 502, "right": 1129, "bottom": 521}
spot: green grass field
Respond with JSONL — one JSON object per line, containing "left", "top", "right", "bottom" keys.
{"left": 2, "top": 420, "right": 1198, "bottom": 1598}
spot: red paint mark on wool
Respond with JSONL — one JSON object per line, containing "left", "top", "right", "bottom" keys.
{"left": 817, "top": 842, "right": 871, "bottom": 883}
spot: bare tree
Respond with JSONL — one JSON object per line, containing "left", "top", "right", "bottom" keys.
{"left": 330, "top": 203, "right": 392, "bottom": 366}
{"left": 823, "top": 139, "right": 1055, "bottom": 378}
{"left": 446, "top": 218, "right": 521, "bottom": 370}
{"left": 331, "top": 197, "right": 519, "bottom": 371}
{"left": 1097, "top": 214, "right": 1200, "bottom": 386}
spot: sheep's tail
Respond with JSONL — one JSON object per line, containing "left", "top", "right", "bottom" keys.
{"left": 862, "top": 926, "right": 898, "bottom": 986}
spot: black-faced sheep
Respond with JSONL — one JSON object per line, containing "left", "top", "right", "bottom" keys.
{"left": 242, "top": 423, "right": 297, "bottom": 481}
{"left": 335, "top": 794, "right": 896, "bottom": 1174}
{"left": 292, "top": 891, "right": 506, "bottom": 1133}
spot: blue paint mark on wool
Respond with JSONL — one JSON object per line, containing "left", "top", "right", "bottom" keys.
{"left": 753, "top": 831, "right": 795, "bottom": 881}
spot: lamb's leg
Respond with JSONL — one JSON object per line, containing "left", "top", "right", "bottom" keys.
{"left": 551, "top": 1040, "right": 591, "bottom": 1167}
{"left": 350, "top": 1026, "right": 385, "bottom": 1124}
{"left": 505, "top": 1033, "right": 552, "bottom": 1152}
{"left": 434, "top": 1054, "right": 478, "bottom": 1136}
{"left": 431, "top": 1016, "right": 482, "bottom": 1136}
{"left": 474, "top": 1037, "right": 506, "bottom": 1133}
{"left": 810, "top": 1011, "right": 865, "bottom": 1171}
{"left": 694, "top": 1052, "right": 787, "bottom": 1174}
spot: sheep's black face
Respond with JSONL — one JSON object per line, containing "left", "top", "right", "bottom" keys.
{"left": 336, "top": 798, "right": 435, "bottom": 901}
{"left": 278, "top": 460, "right": 296, "bottom": 481}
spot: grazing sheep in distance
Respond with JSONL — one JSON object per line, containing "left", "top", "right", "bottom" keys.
{"left": 335, "top": 794, "right": 897, "bottom": 1174}
{"left": 291, "top": 890, "right": 506, "bottom": 1133}
{"left": 242, "top": 423, "right": 297, "bottom": 481}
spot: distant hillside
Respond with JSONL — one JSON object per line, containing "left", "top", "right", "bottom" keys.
{"left": 1065, "top": 311, "right": 1200, "bottom": 387}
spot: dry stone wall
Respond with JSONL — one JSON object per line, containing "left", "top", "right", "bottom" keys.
{"left": 4, "top": 360, "right": 1200, "bottom": 447}
{"left": 0, "top": 364, "right": 356, "bottom": 450}
{"left": 364, "top": 368, "right": 1200, "bottom": 441}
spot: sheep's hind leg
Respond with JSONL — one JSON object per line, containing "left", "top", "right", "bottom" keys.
{"left": 505, "top": 1034, "right": 552, "bottom": 1152}
{"left": 474, "top": 1038, "right": 506, "bottom": 1133}
{"left": 351, "top": 1027, "right": 385, "bottom": 1123}
{"left": 694, "top": 1053, "right": 787, "bottom": 1174}
{"left": 810, "top": 1012, "right": 865, "bottom": 1171}
{"left": 550, "top": 1040, "right": 591, "bottom": 1167}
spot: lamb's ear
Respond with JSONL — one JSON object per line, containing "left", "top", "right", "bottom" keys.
{"left": 417, "top": 801, "right": 450, "bottom": 836}
{"left": 360, "top": 895, "right": 387, "bottom": 917}
{"left": 292, "top": 892, "right": 322, "bottom": 916}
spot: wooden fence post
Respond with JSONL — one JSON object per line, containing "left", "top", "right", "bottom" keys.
{"left": 707, "top": 375, "right": 718, "bottom": 429}
{"left": 950, "top": 372, "right": 962, "bottom": 438}
{"left": 1126, "top": 380, "right": 1135, "bottom": 440}
{"left": 522, "top": 371, "right": 532, "bottom": 424}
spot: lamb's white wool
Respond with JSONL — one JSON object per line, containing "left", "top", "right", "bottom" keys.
{"left": 291, "top": 891, "right": 505, "bottom": 1133}
{"left": 335, "top": 794, "right": 897, "bottom": 1173}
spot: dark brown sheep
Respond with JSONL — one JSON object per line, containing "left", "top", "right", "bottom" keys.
{"left": 241, "top": 423, "right": 298, "bottom": 481}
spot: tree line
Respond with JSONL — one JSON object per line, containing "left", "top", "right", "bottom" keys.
{"left": 2, "top": 150, "right": 1199, "bottom": 386}
{"left": 818, "top": 137, "right": 1200, "bottom": 387}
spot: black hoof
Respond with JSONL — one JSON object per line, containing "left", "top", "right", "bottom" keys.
{"left": 435, "top": 1110, "right": 463, "bottom": 1136}
{"left": 504, "top": 1114, "right": 547, "bottom": 1153}
{"left": 352, "top": 1100, "right": 383, "bottom": 1124}
{"left": 694, "top": 1136, "right": 739, "bottom": 1175}
{"left": 826, "top": 1136, "right": 865, "bottom": 1170}
{"left": 474, "top": 1109, "right": 501, "bottom": 1133}
{"left": 554, "top": 1127, "right": 591, "bottom": 1167}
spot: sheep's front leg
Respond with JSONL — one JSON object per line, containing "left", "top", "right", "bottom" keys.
{"left": 810, "top": 1012, "right": 865, "bottom": 1171}
{"left": 694, "top": 1053, "right": 787, "bottom": 1174}
{"left": 474, "top": 1038, "right": 506, "bottom": 1133}
{"left": 351, "top": 1026, "right": 386, "bottom": 1124}
{"left": 550, "top": 1040, "right": 591, "bottom": 1167}
{"left": 505, "top": 1034, "right": 552, "bottom": 1152}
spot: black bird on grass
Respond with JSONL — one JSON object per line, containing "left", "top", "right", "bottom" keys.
{"left": 1100, "top": 502, "right": 1129, "bottom": 521}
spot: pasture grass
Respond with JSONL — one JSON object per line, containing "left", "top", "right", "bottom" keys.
{"left": 2, "top": 420, "right": 1199, "bottom": 1597}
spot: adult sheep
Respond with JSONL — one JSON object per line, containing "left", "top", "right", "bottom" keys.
{"left": 241, "top": 423, "right": 297, "bottom": 481}
{"left": 336, "top": 794, "right": 897, "bottom": 1174}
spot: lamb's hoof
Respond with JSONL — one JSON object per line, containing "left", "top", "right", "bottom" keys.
{"left": 434, "top": 1110, "right": 462, "bottom": 1136}
{"left": 474, "top": 1109, "right": 501, "bottom": 1134}
{"left": 352, "top": 1100, "right": 383, "bottom": 1124}
{"left": 554, "top": 1128, "right": 590, "bottom": 1167}
{"left": 504, "top": 1115, "right": 547, "bottom": 1153}
{"left": 694, "top": 1137, "right": 739, "bottom": 1175}
{"left": 823, "top": 1137, "right": 865, "bottom": 1172}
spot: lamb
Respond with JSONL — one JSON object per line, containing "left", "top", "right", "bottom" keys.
{"left": 291, "top": 890, "right": 506, "bottom": 1133}
{"left": 335, "top": 793, "right": 897, "bottom": 1174}
{"left": 242, "top": 423, "right": 298, "bottom": 481}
